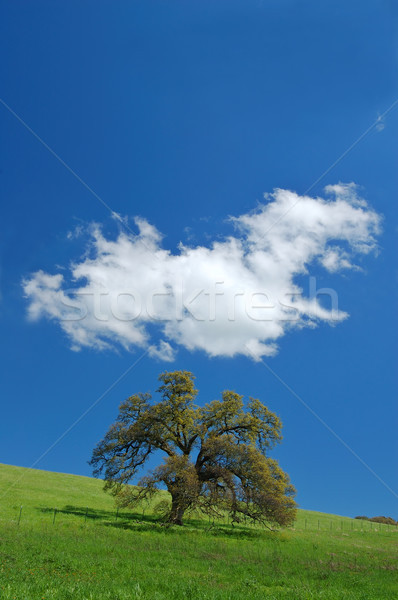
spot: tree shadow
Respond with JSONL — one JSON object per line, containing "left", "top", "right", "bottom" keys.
{"left": 37, "top": 505, "right": 158, "bottom": 525}
{"left": 36, "top": 505, "right": 276, "bottom": 539}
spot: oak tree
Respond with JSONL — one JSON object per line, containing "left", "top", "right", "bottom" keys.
{"left": 90, "top": 370, "right": 296, "bottom": 526}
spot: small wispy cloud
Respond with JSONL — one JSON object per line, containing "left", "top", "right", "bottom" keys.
{"left": 375, "top": 114, "right": 385, "bottom": 132}
{"left": 66, "top": 225, "right": 84, "bottom": 240}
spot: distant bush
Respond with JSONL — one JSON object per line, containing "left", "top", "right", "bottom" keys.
{"left": 370, "top": 516, "right": 398, "bottom": 526}
{"left": 355, "top": 515, "right": 397, "bottom": 526}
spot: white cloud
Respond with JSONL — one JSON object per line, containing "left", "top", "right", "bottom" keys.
{"left": 148, "top": 341, "right": 176, "bottom": 362}
{"left": 375, "top": 114, "right": 385, "bottom": 132}
{"left": 23, "top": 184, "right": 382, "bottom": 361}
{"left": 66, "top": 224, "right": 84, "bottom": 240}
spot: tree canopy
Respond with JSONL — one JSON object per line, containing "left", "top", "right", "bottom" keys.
{"left": 90, "top": 370, "right": 296, "bottom": 526}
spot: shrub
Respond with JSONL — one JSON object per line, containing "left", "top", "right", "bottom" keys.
{"left": 354, "top": 515, "right": 397, "bottom": 526}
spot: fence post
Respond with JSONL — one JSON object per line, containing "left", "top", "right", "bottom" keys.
{"left": 17, "top": 505, "right": 23, "bottom": 525}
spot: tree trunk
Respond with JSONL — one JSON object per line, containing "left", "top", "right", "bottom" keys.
{"left": 169, "top": 494, "right": 185, "bottom": 525}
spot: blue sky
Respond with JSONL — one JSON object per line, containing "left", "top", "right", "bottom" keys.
{"left": 0, "top": 0, "right": 397, "bottom": 518}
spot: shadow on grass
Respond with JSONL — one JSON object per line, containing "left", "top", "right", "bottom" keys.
{"left": 38, "top": 505, "right": 156, "bottom": 524}
{"left": 37, "top": 505, "right": 272, "bottom": 539}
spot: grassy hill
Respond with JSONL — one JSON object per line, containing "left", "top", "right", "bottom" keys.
{"left": 0, "top": 463, "right": 396, "bottom": 599}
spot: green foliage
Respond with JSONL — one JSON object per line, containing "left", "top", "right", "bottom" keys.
{"left": 369, "top": 516, "right": 397, "bottom": 526}
{"left": 90, "top": 371, "right": 296, "bottom": 526}
{"left": 355, "top": 515, "right": 398, "bottom": 526}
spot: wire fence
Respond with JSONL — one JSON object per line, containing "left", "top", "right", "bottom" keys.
{"left": 6, "top": 503, "right": 397, "bottom": 535}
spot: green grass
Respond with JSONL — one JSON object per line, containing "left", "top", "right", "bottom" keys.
{"left": 0, "top": 463, "right": 397, "bottom": 599}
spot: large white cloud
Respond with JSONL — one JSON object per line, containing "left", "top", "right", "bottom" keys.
{"left": 23, "top": 184, "right": 381, "bottom": 361}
